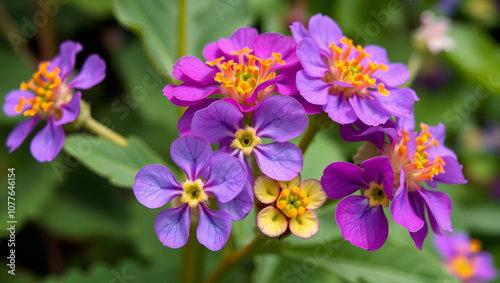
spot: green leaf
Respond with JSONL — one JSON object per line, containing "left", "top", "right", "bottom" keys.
{"left": 112, "top": 0, "right": 251, "bottom": 80}
{"left": 62, "top": 134, "right": 167, "bottom": 188}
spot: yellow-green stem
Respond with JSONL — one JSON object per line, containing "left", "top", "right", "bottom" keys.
{"left": 83, "top": 117, "right": 128, "bottom": 147}
{"left": 182, "top": 223, "right": 205, "bottom": 283}
{"left": 177, "top": 0, "right": 187, "bottom": 118}
{"left": 298, "top": 114, "right": 331, "bottom": 154}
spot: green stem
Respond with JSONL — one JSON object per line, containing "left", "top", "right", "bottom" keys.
{"left": 83, "top": 117, "right": 128, "bottom": 147}
{"left": 182, "top": 223, "right": 205, "bottom": 283}
{"left": 178, "top": 0, "right": 187, "bottom": 118}
{"left": 204, "top": 235, "right": 267, "bottom": 283}
{"left": 298, "top": 114, "right": 330, "bottom": 154}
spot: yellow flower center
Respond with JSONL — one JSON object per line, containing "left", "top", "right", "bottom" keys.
{"left": 451, "top": 255, "right": 475, "bottom": 279}
{"left": 363, "top": 182, "right": 389, "bottom": 207}
{"left": 207, "top": 47, "right": 285, "bottom": 106}
{"left": 180, "top": 179, "right": 207, "bottom": 208}
{"left": 323, "top": 37, "right": 389, "bottom": 98}
{"left": 276, "top": 185, "right": 310, "bottom": 218}
{"left": 16, "top": 62, "right": 62, "bottom": 116}
{"left": 230, "top": 126, "right": 262, "bottom": 155}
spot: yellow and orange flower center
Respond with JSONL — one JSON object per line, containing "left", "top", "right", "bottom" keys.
{"left": 276, "top": 185, "right": 310, "bottom": 218}
{"left": 389, "top": 124, "right": 446, "bottom": 190}
{"left": 363, "top": 182, "right": 389, "bottom": 207}
{"left": 230, "top": 126, "right": 262, "bottom": 155}
{"left": 16, "top": 62, "right": 62, "bottom": 116}
{"left": 207, "top": 47, "right": 285, "bottom": 105}
{"left": 323, "top": 37, "right": 389, "bottom": 98}
{"left": 180, "top": 179, "right": 207, "bottom": 208}
{"left": 450, "top": 255, "right": 476, "bottom": 279}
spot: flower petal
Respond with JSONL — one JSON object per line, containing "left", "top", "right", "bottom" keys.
{"left": 253, "top": 174, "right": 280, "bottom": 204}
{"left": 277, "top": 174, "right": 301, "bottom": 190}
{"left": 256, "top": 206, "right": 287, "bottom": 237}
{"left": 372, "top": 63, "right": 410, "bottom": 88}
{"left": 172, "top": 56, "right": 218, "bottom": 84}
{"left": 336, "top": 195, "right": 388, "bottom": 251}
{"left": 373, "top": 88, "right": 416, "bottom": 118}
{"left": 253, "top": 142, "right": 303, "bottom": 181}
{"left": 203, "top": 42, "right": 224, "bottom": 62}
{"left": 253, "top": 95, "right": 308, "bottom": 142}
{"left": 290, "top": 21, "right": 310, "bottom": 43}
{"left": 178, "top": 98, "right": 218, "bottom": 136}
{"left": 218, "top": 180, "right": 254, "bottom": 221}
{"left": 308, "top": 14, "right": 343, "bottom": 54}
{"left": 474, "top": 252, "right": 498, "bottom": 280}
{"left": 299, "top": 179, "right": 327, "bottom": 209}
{"left": 30, "top": 117, "right": 65, "bottom": 162}
{"left": 323, "top": 94, "right": 357, "bottom": 124}
{"left": 296, "top": 70, "right": 331, "bottom": 105}
{"left": 253, "top": 33, "right": 292, "bottom": 61}
{"left": 292, "top": 93, "right": 323, "bottom": 114}
{"left": 321, "top": 162, "right": 369, "bottom": 199}
{"left": 349, "top": 95, "right": 390, "bottom": 126}
{"left": 296, "top": 37, "right": 329, "bottom": 77}
{"left": 433, "top": 231, "right": 470, "bottom": 259}
{"left": 204, "top": 155, "right": 246, "bottom": 203}
{"left": 3, "top": 90, "right": 36, "bottom": 117}
{"left": 55, "top": 91, "right": 81, "bottom": 126}
{"left": 197, "top": 204, "right": 231, "bottom": 251}
{"left": 226, "top": 27, "right": 259, "bottom": 53}
{"left": 408, "top": 190, "right": 428, "bottom": 250}
{"left": 417, "top": 188, "right": 452, "bottom": 232}
{"left": 53, "top": 41, "right": 83, "bottom": 81}
{"left": 155, "top": 204, "right": 191, "bottom": 249}
{"left": 171, "top": 82, "right": 219, "bottom": 102}
{"left": 163, "top": 84, "right": 203, "bottom": 107}
{"left": 289, "top": 210, "right": 320, "bottom": 239}
{"left": 360, "top": 156, "right": 394, "bottom": 200}
{"left": 133, "top": 164, "right": 183, "bottom": 209}
{"left": 390, "top": 170, "right": 425, "bottom": 232}
{"left": 170, "top": 135, "right": 212, "bottom": 180}
{"left": 191, "top": 100, "right": 242, "bottom": 143}
{"left": 6, "top": 116, "right": 40, "bottom": 153}
{"left": 432, "top": 156, "right": 467, "bottom": 185}
{"left": 68, "top": 54, "right": 106, "bottom": 89}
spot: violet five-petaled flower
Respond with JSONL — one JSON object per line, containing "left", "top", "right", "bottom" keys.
{"left": 290, "top": 14, "right": 418, "bottom": 126}
{"left": 322, "top": 156, "right": 394, "bottom": 251}
{"left": 433, "top": 231, "right": 497, "bottom": 282}
{"left": 339, "top": 119, "right": 467, "bottom": 249}
{"left": 3, "top": 40, "right": 106, "bottom": 162}
{"left": 133, "top": 135, "right": 253, "bottom": 251}
{"left": 190, "top": 95, "right": 308, "bottom": 181}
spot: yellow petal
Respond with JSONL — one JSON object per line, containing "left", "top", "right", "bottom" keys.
{"left": 278, "top": 174, "right": 301, "bottom": 190}
{"left": 257, "top": 206, "right": 287, "bottom": 237}
{"left": 299, "top": 179, "right": 327, "bottom": 209}
{"left": 254, "top": 175, "right": 280, "bottom": 204}
{"left": 289, "top": 210, "right": 319, "bottom": 239}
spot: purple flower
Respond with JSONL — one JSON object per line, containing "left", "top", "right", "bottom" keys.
{"left": 3, "top": 41, "right": 106, "bottom": 162}
{"left": 290, "top": 14, "right": 418, "bottom": 126}
{"left": 322, "top": 157, "right": 394, "bottom": 251}
{"left": 164, "top": 27, "right": 301, "bottom": 113}
{"left": 434, "top": 231, "right": 497, "bottom": 282}
{"left": 191, "top": 95, "right": 307, "bottom": 181}
{"left": 133, "top": 135, "right": 253, "bottom": 251}
{"left": 340, "top": 121, "right": 467, "bottom": 249}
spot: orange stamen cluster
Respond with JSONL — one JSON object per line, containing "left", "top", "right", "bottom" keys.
{"left": 324, "top": 37, "right": 388, "bottom": 98}
{"left": 17, "top": 62, "right": 61, "bottom": 116}
{"left": 276, "top": 186, "right": 309, "bottom": 218}
{"left": 207, "top": 48, "right": 285, "bottom": 105}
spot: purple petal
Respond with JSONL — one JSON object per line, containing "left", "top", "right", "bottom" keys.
{"left": 170, "top": 135, "right": 212, "bottom": 180}
{"left": 163, "top": 84, "right": 203, "bottom": 107}
{"left": 253, "top": 142, "right": 303, "bottom": 181}
{"left": 178, "top": 99, "right": 218, "bottom": 136}
{"left": 372, "top": 63, "right": 410, "bottom": 87}
{"left": 433, "top": 156, "right": 467, "bottom": 185}
{"left": 390, "top": 170, "right": 425, "bottom": 232}
{"left": 323, "top": 94, "right": 357, "bottom": 124}
{"left": 296, "top": 70, "right": 331, "bottom": 105}
{"left": 3, "top": 90, "right": 36, "bottom": 117}
{"left": 426, "top": 123, "right": 446, "bottom": 144}
{"left": 273, "top": 68, "right": 299, "bottom": 96}
{"left": 218, "top": 27, "right": 258, "bottom": 55}
{"left": 372, "top": 88, "right": 416, "bottom": 118}
{"left": 203, "top": 42, "right": 225, "bottom": 62}
{"left": 363, "top": 45, "right": 389, "bottom": 65}
{"left": 253, "top": 33, "right": 292, "bottom": 61}
{"left": 172, "top": 56, "right": 218, "bottom": 84}
{"left": 360, "top": 156, "right": 394, "bottom": 199}
{"left": 397, "top": 114, "right": 415, "bottom": 132}
{"left": 417, "top": 188, "right": 452, "bottom": 232}
{"left": 333, "top": 80, "right": 354, "bottom": 88}
{"left": 155, "top": 204, "right": 191, "bottom": 249}
{"left": 6, "top": 116, "right": 40, "bottom": 153}
{"left": 339, "top": 120, "right": 397, "bottom": 152}
{"left": 204, "top": 155, "right": 246, "bottom": 202}
{"left": 197, "top": 204, "right": 231, "bottom": 251}
{"left": 474, "top": 252, "right": 498, "bottom": 280}
{"left": 30, "top": 117, "right": 65, "bottom": 162}
{"left": 133, "top": 164, "right": 183, "bottom": 209}
{"left": 308, "top": 14, "right": 343, "bottom": 54}
{"left": 433, "top": 231, "right": 470, "bottom": 259}
{"left": 292, "top": 93, "right": 323, "bottom": 114}
{"left": 336, "top": 195, "right": 388, "bottom": 251}
{"left": 191, "top": 100, "right": 242, "bottom": 143}
{"left": 290, "top": 21, "right": 310, "bottom": 43}
{"left": 172, "top": 82, "right": 219, "bottom": 102}
{"left": 409, "top": 190, "right": 428, "bottom": 250}
{"left": 321, "top": 162, "right": 369, "bottom": 199}
{"left": 68, "top": 54, "right": 106, "bottom": 89}
{"left": 53, "top": 41, "right": 83, "bottom": 81}
{"left": 253, "top": 95, "right": 308, "bottom": 142}
{"left": 349, "top": 95, "right": 390, "bottom": 126}
{"left": 55, "top": 91, "right": 81, "bottom": 126}
{"left": 218, "top": 180, "right": 254, "bottom": 221}
{"left": 296, "top": 37, "right": 329, "bottom": 77}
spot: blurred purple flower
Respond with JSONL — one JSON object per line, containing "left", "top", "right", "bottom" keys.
{"left": 3, "top": 41, "right": 106, "bottom": 162}
{"left": 290, "top": 14, "right": 418, "bottom": 126}
{"left": 191, "top": 95, "right": 307, "bottom": 181}
{"left": 133, "top": 135, "right": 253, "bottom": 251}
{"left": 434, "top": 231, "right": 498, "bottom": 282}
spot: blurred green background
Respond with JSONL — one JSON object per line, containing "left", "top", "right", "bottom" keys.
{"left": 0, "top": 0, "right": 499, "bottom": 282}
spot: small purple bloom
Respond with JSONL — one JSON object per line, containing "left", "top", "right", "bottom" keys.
{"left": 133, "top": 135, "right": 253, "bottom": 251}
{"left": 434, "top": 231, "right": 498, "bottom": 282}
{"left": 322, "top": 157, "right": 394, "bottom": 251}
{"left": 290, "top": 14, "right": 418, "bottom": 126}
{"left": 191, "top": 95, "right": 307, "bottom": 181}
{"left": 3, "top": 41, "right": 106, "bottom": 162}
